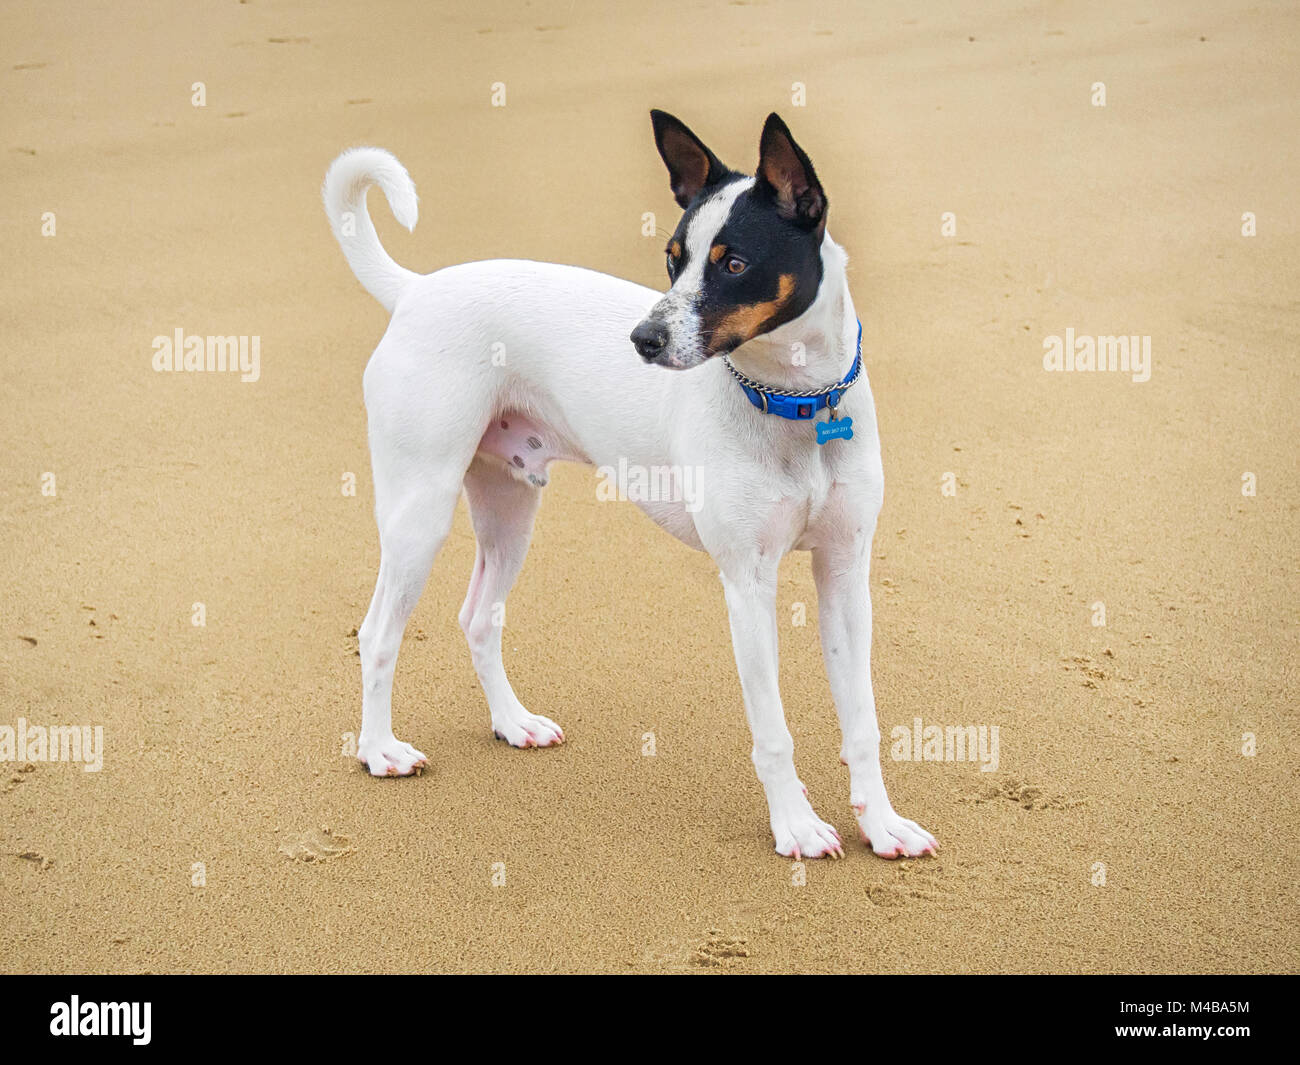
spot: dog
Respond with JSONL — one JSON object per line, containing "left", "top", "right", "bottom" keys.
{"left": 322, "top": 111, "right": 937, "bottom": 860}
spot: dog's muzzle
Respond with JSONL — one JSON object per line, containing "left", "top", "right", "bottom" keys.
{"left": 630, "top": 319, "right": 669, "bottom": 362}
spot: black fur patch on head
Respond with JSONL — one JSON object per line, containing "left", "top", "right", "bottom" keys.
{"left": 649, "top": 111, "right": 830, "bottom": 360}
{"left": 663, "top": 172, "right": 749, "bottom": 285}
{"left": 667, "top": 179, "right": 824, "bottom": 356}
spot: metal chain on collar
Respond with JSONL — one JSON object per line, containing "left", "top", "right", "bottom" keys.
{"left": 721, "top": 347, "right": 862, "bottom": 400}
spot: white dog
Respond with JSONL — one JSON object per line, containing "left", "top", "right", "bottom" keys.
{"left": 323, "top": 111, "right": 937, "bottom": 860}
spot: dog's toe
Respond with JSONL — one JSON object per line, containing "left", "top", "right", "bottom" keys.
{"left": 855, "top": 806, "right": 938, "bottom": 859}
{"left": 492, "top": 712, "right": 565, "bottom": 749}
{"left": 358, "top": 736, "right": 429, "bottom": 777}
{"left": 771, "top": 785, "right": 843, "bottom": 860}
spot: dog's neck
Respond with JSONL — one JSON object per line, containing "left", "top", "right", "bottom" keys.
{"left": 724, "top": 234, "right": 858, "bottom": 393}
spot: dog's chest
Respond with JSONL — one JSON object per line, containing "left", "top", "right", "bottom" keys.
{"left": 729, "top": 441, "right": 881, "bottom": 555}
{"left": 794, "top": 444, "right": 883, "bottom": 551}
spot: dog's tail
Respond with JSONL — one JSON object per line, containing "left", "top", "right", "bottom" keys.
{"left": 322, "top": 147, "right": 420, "bottom": 313}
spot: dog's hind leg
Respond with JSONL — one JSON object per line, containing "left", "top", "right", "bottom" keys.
{"left": 356, "top": 355, "right": 485, "bottom": 776}
{"left": 459, "top": 456, "right": 564, "bottom": 748}
{"left": 356, "top": 472, "right": 460, "bottom": 775}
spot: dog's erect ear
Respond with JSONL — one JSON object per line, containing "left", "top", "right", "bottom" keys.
{"left": 650, "top": 110, "right": 729, "bottom": 209}
{"left": 756, "top": 113, "right": 827, "bottom": 234}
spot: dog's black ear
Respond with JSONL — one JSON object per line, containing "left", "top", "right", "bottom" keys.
{"left": 756, "top": 113, "right": 827, "bottom": 235}
{"left": 650, "top": 110, "right": 729, "bottom": 209}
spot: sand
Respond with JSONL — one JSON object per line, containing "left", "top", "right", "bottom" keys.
{"left": 1, "top": 0, "right": 1296, "bottom": 973}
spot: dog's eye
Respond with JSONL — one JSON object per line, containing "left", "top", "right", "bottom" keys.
{"left": 723, "top": 256, "right": 747, "bottom": 275}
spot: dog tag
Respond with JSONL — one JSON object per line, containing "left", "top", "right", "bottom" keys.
{"left": 816, "top": 399, "right": 853, "bottom": 445}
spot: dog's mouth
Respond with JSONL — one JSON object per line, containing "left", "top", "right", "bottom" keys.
{"left": 634, "top": 328, "right": 739, "bottom": 370}
{"left": 650, "top": 345, "right": 715, "bottom": 370}
{"left": 675, "top": 333, "right": 743, "bottom": 366}
{"left": 702, "top": 327, "right": 746, "bottom": 359}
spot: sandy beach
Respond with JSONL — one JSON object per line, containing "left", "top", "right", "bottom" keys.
{"left": 1, "top": 0, "right": 1296, "bottom": 973}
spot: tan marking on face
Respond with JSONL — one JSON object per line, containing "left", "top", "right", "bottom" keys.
{"left": 709, "top": 273, "right": 796, "bottom": 349}
{"left": 709, "top": 244, "right": 727, "bottom": 264}
{"left": 668, "top": 240, "right": 682, "bottom": 259}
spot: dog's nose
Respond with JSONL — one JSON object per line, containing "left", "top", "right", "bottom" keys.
{"left": 630, "top": 320, "right": 669, "bottom": 361}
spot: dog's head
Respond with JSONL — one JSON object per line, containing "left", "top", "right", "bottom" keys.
{"left": 630, "top": 111, "right": 828, "bottom": 369}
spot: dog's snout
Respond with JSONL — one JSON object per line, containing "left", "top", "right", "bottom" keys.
{"left": 630, "top": 320, "right": 669, "bottom": 362}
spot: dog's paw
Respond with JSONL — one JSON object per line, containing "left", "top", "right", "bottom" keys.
{"left": 769, "top": 785, "right": 844, "bottom": 860}
{"left": 358, "top": 735, "right": 428, "bottom": 777}
{"left": 492, "top": 711, "right": 564, "bottom": 748}
{"left": 853, "top": 804, "right": 937, "bottom": 859}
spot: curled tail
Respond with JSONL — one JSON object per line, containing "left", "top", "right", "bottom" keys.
{"left": 322, "top": 147, "right": 419, "bottom": 313}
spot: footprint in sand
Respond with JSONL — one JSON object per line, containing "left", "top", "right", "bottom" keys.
{"left": 690, "top": 929, "right": 750, "bottom": 968}
{"left": 278, "top": 826, "right": 354, "bottom": 863}
{"left": 963, "top": 777, "right": 1084, "bottom": 811}
{"left": 865, "top": 860, "right": 953, "bottom": 906}
{"left": 5, "top": 763, "right": 37, "bottom": 794}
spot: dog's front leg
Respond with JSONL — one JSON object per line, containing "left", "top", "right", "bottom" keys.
{"left": 718, "top": 559, "right": 844, "bottom": 860}
{"left": 812, "top": 539, "right": 938, "bottom": 858}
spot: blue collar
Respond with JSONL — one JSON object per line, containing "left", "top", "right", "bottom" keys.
{"left": 723, "top": 320, "right": 863, "bottom": 421}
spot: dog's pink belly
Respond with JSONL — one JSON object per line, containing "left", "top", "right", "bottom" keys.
{"left": 477, "top": 412, "right": 583, "bottom": 488}
{"left": 475, "top": 412, "right": 706, "bottom": 550}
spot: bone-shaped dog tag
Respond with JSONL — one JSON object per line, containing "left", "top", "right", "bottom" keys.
{"left": 816, "top": 399, "right": 853, "bottom": 445}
